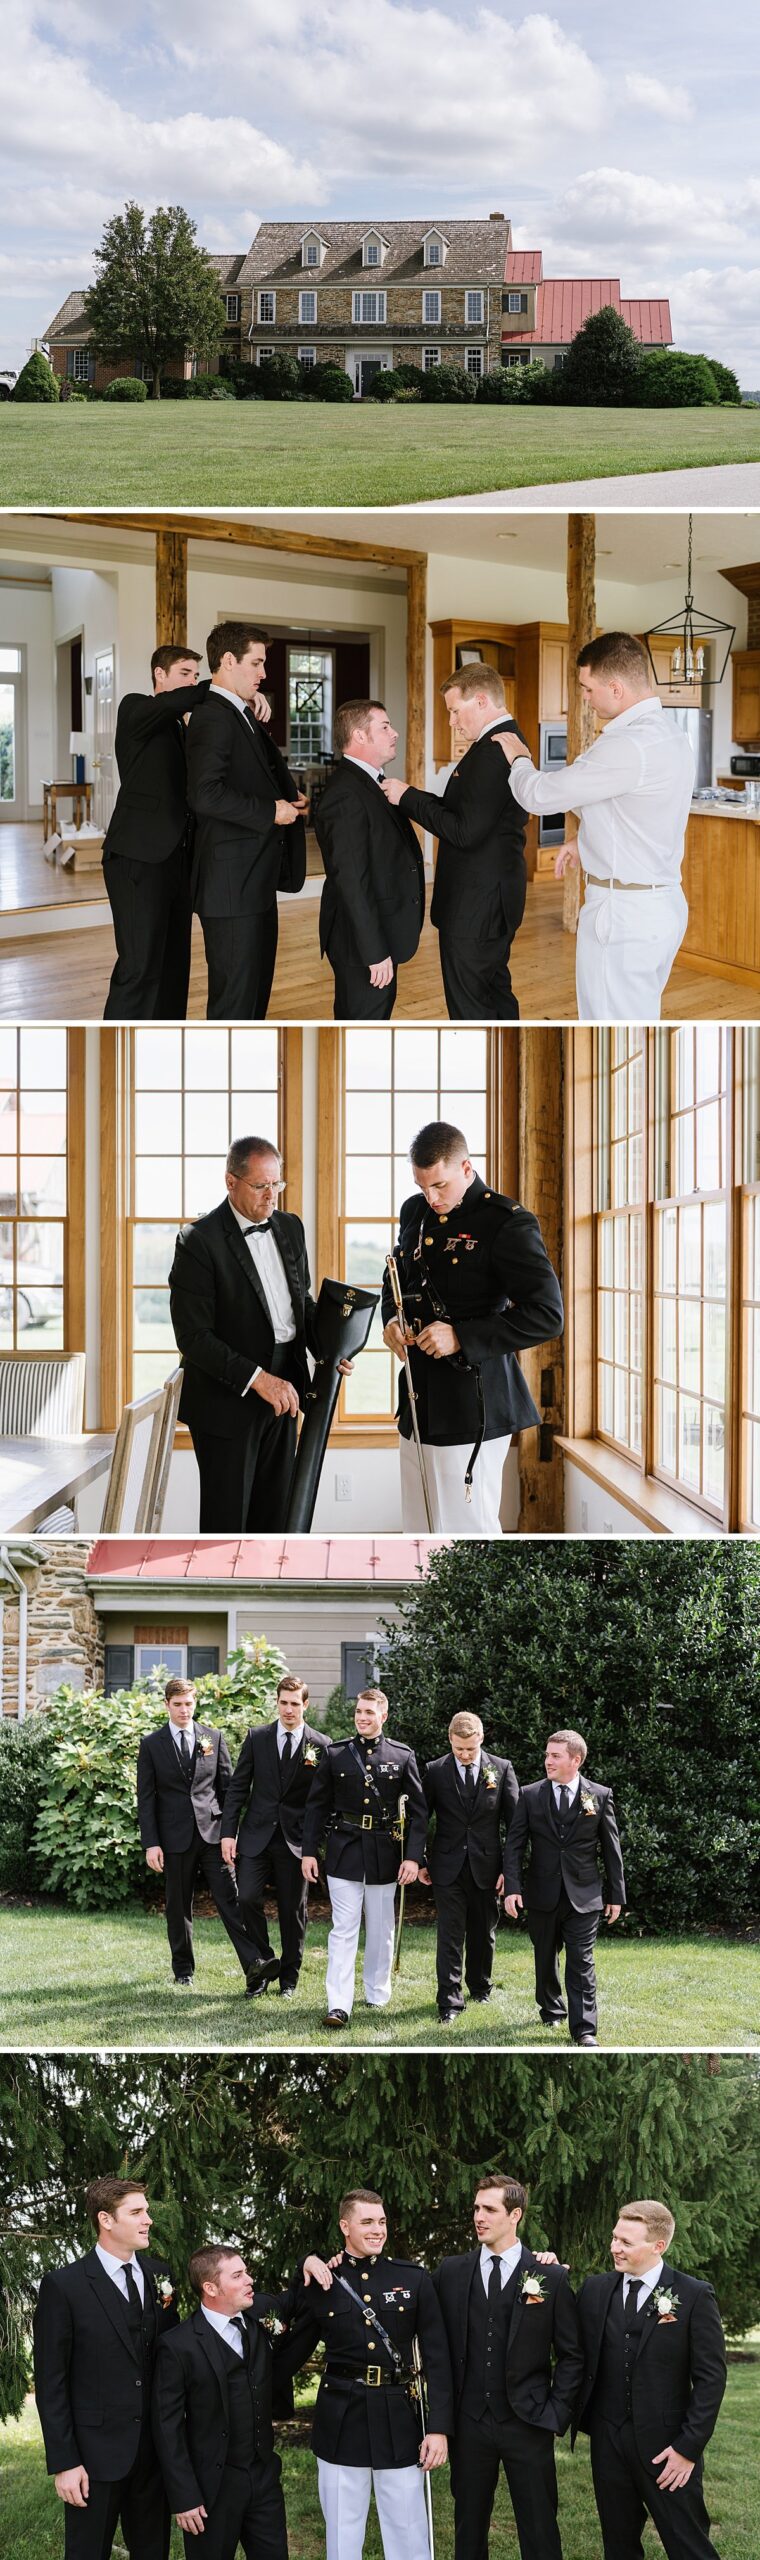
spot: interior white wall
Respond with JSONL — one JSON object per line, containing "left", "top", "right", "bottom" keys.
{"left": 51, "top": 565, "right": 120, "bottom": 767}
{"left": 563, "top": 1458, "right": 654, "bottom": 1537}
{"left": 185, "top": 552, "right": 408, "bottom": 763}
{"left": 0, "top": 579, "right": 54, "bottom": 811}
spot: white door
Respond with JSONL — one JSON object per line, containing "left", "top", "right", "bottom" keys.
{"left": 93, "top": 648, "right": 116, "bottom": 830}
{"left": 0, "top": 647, "right": 27, "bottom": 823}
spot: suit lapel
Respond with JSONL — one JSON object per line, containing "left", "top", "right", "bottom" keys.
{"left": 84, "top": 2250, "right": 140, "bottom": 2365}
{"left": 635, "top": 2261, "right": 673, "bottom": 2364}
{"left": 161, "top": 1724, "right": 191, "bottom": 1785}
{"left": 507, "top": 2245, "right": 529, "bottom": 2348}
{"left": 459, "top": 2249, "right": 480, "bottom": 2356}
{"left": 194, "top": 2308, "right": 231, "bottom": 2421}
{"left": 222, "top": 1199, "right": 276, "bottom": 1327}
{"left": 270, "top": 1213, "right": 304, "bottom": 1326}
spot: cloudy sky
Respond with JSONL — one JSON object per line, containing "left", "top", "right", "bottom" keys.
{"left": 3, "top": 0, "right": 759, "bottom": 383}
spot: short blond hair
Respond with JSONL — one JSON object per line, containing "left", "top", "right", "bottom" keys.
{"left": 449, "top": 1712, "right": 484, "bottom": 1741}
{"left": 442, "top": 662, "right": 505, "bottom": 708}
{"left": 357, "top": 1686, "right": 388, "bottom": 1711}
{"left": 547, "top": 1728, "right": 587, "bottom": 1766}
{"left": 618, "top": 2199, "right": 676, "bottom": 2250}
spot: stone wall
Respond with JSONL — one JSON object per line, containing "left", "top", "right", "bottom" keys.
{"left": 1, "top": 1542, "right": 103, "bottom": 1718}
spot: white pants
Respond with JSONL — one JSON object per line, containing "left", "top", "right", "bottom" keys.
{"left": 318, "top": 2457, "right": 431, "bottom": 2560}
{"left": 576, "top": 882, "right": 688, "bottom": 1022}
{"left": 326, "top": 1875, "right": 397, "bottom": 2015}
{"left": 400, "top": 1431, "right": 510, "bottom": 1534}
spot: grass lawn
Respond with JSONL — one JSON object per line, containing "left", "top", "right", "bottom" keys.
{"left": 1, "top": 403, "right": 759, "bottom": 506}
{"left": 1, "top": 1903, "right": 757, "bottom": 2049}
{"left": 2, "top": 2354, "right": 757, "bottom": 2559}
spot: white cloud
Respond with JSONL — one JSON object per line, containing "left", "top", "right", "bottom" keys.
{"left": 671, "top": 265, "right": 760, "bottom": 380}
{"left": 547, "top": 167, "right": 747, "bottom": 256}
{"left": 624, "top": 72, "right": 693, "bottom": 121}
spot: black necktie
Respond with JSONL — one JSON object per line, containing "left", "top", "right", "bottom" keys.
{"left": 464, "top": 1766, "right": 476, "bottom": 1804}
{"left": 179, "top": 1730, "right": 190, "bottom": 1767}
{"left": 281, "top": 1734, "right": 292, "bottom": 1769}
{"left": 243, "top": 1220, "right": 273, "bottom": 1236}
{"left": 377, "top": 769, "right": 385, "bottom": 782}
{"left": 559, "top": 1785, "right": 570, "bottom": 1819}
{"left": 232, "top": 2315, "right": 250, "bottom": 2363}
{"left": 124, "top": 2263, "right": 142, "bottom": 2316}
{"left": 488, "top": 2255, "right": 503, "bottom": 2307}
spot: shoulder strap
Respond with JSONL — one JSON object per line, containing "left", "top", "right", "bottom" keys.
{"left": 333, "top": 2273, "right": 405, "bottom": 2378}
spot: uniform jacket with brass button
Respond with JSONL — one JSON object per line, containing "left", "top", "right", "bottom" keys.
{"left": 381, "top": 1172, "right": 563, "bottom": 1445}
{"left": 302, "top": 1734, "right": 427, "bottom": 1883}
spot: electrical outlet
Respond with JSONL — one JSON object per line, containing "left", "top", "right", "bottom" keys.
{"left": 603, "top": 1518, "right": 614, "bottom": 1533}
{"left": 581, "top": 1500, "right": 588, "bottom": 1530}
{"left": 335, "top": 1473, "right": 352, "bottom": 1501}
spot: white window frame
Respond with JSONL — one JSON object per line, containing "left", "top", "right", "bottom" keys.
{"left": 352, "top": 291, "right": 387, "bottom": 324}
{"left": 298, "top": 346, "right": 317, "bottom": 368}
{"left": 502, "top": 349, "right": 531, "bottom": 368}
{"left": 424, "top": 236, "right": 444, "bottom": 267}
{"left": 363, "top": 238, "right": 383, "bottom": 267}
{"left": 465, "top": 290, "right": 484, "bottom": 325}
{"left": 258, "top": 290, "right": 276, "bottom": 323}
{"left": 465, "top": 345, "right": 483, "bottom": 378}
{"left": 507, "top": 290, "right": 529, "bottom": 313}
{"left": 257, "top": 346, "right": 277, "bottom": 364}
{"left": 299, "top": 289, "right": 318, "bottom": 324}
{"left": 72, "top": 347, "right": 90, "bottom": 382}
{"left": 302, "top": 236, "right": 322, "bottom": 268}
{"left": 422, "top": 290, "right": 441, "bottom": 325}
{"left": 225, "top": 294, "right": 240, "bottom": 322}
{"left": 136, "top": 1642, "right": 187, "bottom": 1681}
{"left": 422, "top": 346, "right": 441, "bottom": 371}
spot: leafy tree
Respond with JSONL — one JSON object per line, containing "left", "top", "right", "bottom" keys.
{"left": 638, "top": 350, "right": 720, "bottom": 407}
{"left": 698, "top": 355, "right": 743, "bottom": 403}
{"left": 560, "top": 305, "right": 644, "bottom": 406}
{"left": 13, "top": 351, "right": 59, "bottom": 402}
{"left": 84, "top": 203, "right": 226, "bottom": 400}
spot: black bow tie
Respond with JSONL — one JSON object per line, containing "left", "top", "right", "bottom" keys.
{"left": 243, "top": 1221, "right": 273, "bottom": 1236}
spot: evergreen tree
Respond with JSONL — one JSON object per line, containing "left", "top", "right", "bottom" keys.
{"left": 84, "top": 202, "right": 226, "bottom": 398}
{"left": 560, "top": 305, "right": 643, "bottom": 406}
{"left": 13, "top": 350, "right": 59, "bottom": 402}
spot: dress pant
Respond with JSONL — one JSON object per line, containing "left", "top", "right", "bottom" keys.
{"left": 189, "top": 1407, "right": 298, "bottom": 1534}
{"left": 201, "top": 903, "right": 278, "bottom": 1019}
{"left": 103, "top": 839, "right": 192, "bottom": 1020}
{"left": 180, "top": 2456, "right": 288, "bottom": 2560}
{"left": 439, "top": 884, "right": 525, "bottom": 1020}
{"left": 325, "top": 1876, "right": 398, "bottom": 2014}
{"left": 236, "top": 1834, "right": 309, "bottom": 1987}
{"left": 434, "top": 1864, "right": 499, "bottom": 2014}
{"left": 163, "top": 1837, "right": 258, "bottom": 1981}
{"left": 400, "top": 1432, "right": 510, "bottom": 1535}
{"left": 527, "top": 1892, "right": 600, "bottom": 2037}
{"left": 576, "top": 883, "right": 688, "bottom": 1024}
{"left": 450, "top": 2408, "right": 562, "bottom": 2560}
{"left": 317, "top": 2456, "right": 430, "bottom": 2560}
{"left": 325, "top": 934, "right": 398, "bottom": 1021}
{"left": 62, "top": 2430, "right": 169, "bottom": 2560}
{"left": 590, "top": 2418, "right": 720, "bottom": 2560}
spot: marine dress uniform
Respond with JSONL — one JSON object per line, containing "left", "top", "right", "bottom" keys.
{"left": 291, "top": 2246, "right": 453, "bottom": 2560}
{"left": 382, "top": 1172, "right": 564, "bottom": 1534}
{"left": 301, "top": 1734, "right": 427, "bottom": 2020}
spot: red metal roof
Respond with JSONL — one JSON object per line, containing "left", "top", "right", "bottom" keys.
{"left": 621, "top": 297, "right": 673, "bottom": 345}
{"left": 504, "top": 277, "right": 622, "bottom": 343}
{"left": 87, "top": 1538, "right": 449, "bottom": 1583}
{"left": 505, "top": 249, "right": 542, "bottom": 284}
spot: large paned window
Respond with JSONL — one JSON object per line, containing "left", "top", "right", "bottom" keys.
{"left": 127, "top": 1028, "right": 282, "bottom": 1396}
{"left": 595, "top": 1028, "right": 644, "bottom": 1459}
{"left": 0, "top": 1027, "right": 68, "bottom": 1349}
{"left": 652, "top": 1026, "right": 728, "bottom": 1513}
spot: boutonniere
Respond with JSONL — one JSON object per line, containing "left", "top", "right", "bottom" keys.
{"left": 304, "top": 1746, "right": 318, "bottom": 1766}
{"left": 199, "top": 1735, "right": 214, "bottom": 1756}
{"left": 521, "top": 2273, "right": 547, "bottom": 2306}
{"left": 650, "top": 2286, "right": 680, "bottom": 2324}
{"left": 259, "top": 2311, "right": 287, "bottom": 2337}
{"left": 484, "top": 1768, "right": 498, "bottom": 1791}
{"left": 158, "top": 2277, "right": 175, "bottom": 2307}
{"left": 580, "top": 1790, "right": 596, "bottom": 1816}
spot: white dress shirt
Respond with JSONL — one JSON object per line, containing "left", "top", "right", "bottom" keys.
{"left": 95, "top": 2244, "right": 145, "bottom": 2304}
{"left": 209, "top": 681, "right": 264, "bottom": 729}
{"left": 507, "top": 697, "right": 695, "bottom": 886}
{"left": 480, "top": 2237, "right": 523, "bottom": 2294}
{"left": 202, "top": 2304, "right": 246, "bottom": 2355}
{"left": 552, "top": 1772, "right": 580, "bottom": 1810}
{"left": 278, "top": 1718, "right": 304, "bottom": 1755}
{"left": 169, "top": 1718, "right": 196, "bottom": 1757}
{"left": 231, "top": 1198, "right": 297, "bottom": 1395}
{"left": 343, "top": 754, "right": 385, "bottom": 784}
{"left": 623, "top": 2256, "right": 663, "bottom": 2311}
{"left": 455, "top": 1751, "right": 482, "bottom": 1786}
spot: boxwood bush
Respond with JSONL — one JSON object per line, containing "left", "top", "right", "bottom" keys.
{"left": 637, "top": 350, "right": 720, "bottom": 407}
{"left": 0, "top": 1716, "right": 57, "bottom": 1892}
{"left": 300, "top": 363, "right": 354, "bottom": 401}
{"left": 102, "top": 377, "right": 149, "bottom": 402}
{"left": 419, "top": 363, "right": 478, "bottom": 403}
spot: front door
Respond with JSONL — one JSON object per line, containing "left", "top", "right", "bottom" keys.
{"left": 93, "top": 648, "right": 115, "bottom": 830}
{"left": 359, "top": 359, "right": 384, "bottom": 396}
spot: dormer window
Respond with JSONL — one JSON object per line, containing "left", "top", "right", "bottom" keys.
{"left": 361, "top": 231, "right": 388, "bottom": 268}
{"left": 423, "top": 229, "right": 448, "bottom": 268}
{"left": 301, "top": 231, "right": 327, "bottom": 269}
{"left": 427, "top": 241, "right": 442, "bottom": 267}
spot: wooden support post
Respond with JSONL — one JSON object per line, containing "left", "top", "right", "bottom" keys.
{"left": 155, "top": 528, "right": 188, "bottom": 646}
{"left": 406, "top": 555, "right": 427, "bottom": 789}
{"left": 517, "top": 1029, "right": 565, "bottom": 1533}
{"left": 563, "top": 513, "right": 596, "bottom": 935}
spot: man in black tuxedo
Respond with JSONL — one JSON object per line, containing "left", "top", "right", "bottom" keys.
{"left": 152, "top": 2238, "right": 331, "bottom": 2560}
{"left": 301, "top": 1685, "right": 427, "bottom": 2027}
{"left": 168, "top": 1133, "right": 352, "bottom": 1534}
{"left": 575, "top": 2196, "right": 727, "bottom": 2560}
{"left": 102, "top": 644, "right": 209, "bottom": 1022}
{"left": 220, "top": 1671, "right": 328, "bottom": 2000}
{"left": 33, "top": 2174, "right": 178, "bottom": 2560}
{"left": 504, "top": 1727, "right": 625, "bottom": 2048}
{"left": 136, "top": 1674, "right": 260, "bottom": 1992}
{"left": 381, "top": 660, "right": 528, "bottom": 1019}
{"left": 186, "top": 619, "right": 307, "bottom": 1019}
{"left": 315, "top": 698, "right": 425, "bottom": 1018}
{"left": 434, "top": 2170, "right": 583, "bottom": 2560}
{"left": 420, "top": 1710, "right": 519, "bottom": 2023}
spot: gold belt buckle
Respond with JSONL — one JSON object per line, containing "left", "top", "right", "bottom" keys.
{"left": 366, "top": 2364, "right": 382, "bottom": 2387}
{"left": 362, "top": 1814, "right": 373, "bottom": 1830}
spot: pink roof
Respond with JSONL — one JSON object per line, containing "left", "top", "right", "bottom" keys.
{"left": 504, "top": 277, "right": 621, "bottom": 343}
{"left": 621, "top": 297, "right": 672, "bottom": 345}
{"left": 505, "top": 249, "right": 542, "bottom": 284}
{"left": 87, "top": 1537, "right": 449, "bottom": 1583}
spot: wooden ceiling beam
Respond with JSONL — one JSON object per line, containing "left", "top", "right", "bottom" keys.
{"left": 53, "top": 511, "right": 425, "bottom": 571}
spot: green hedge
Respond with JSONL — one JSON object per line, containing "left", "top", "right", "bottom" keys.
{"left": 0, "top": 1720, "right": 57, "bottom": 1893}
{"left": 102, "top": 377, "right": 148, "bottom": 402}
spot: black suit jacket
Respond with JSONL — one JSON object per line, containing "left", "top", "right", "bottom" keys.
{"left": 434, "top": 2244, "right": 583, "bottom": 2437}
{"left": 136, "top": 1720, "right": 233, "bottom": 1855}
{"left": 302, "top": 1732, "right": 427, "bottom": 1883}
{"left": 103, "top": 682, "right": 211, "bottom": 867}
{"left": 576, "top": 2263, "right": 727, "bottom": 2463}
{"left": 153, "top": 2292, "right": 311, "bottom": 2516}
{"left": 381, "top": 1173, "right": 564, "bottom": 1445}
{"left": 399, "top": 718, "right": 528, "bottom": 941}
{"left": 504, "top": 1776, "right": 626, "bottom": 1914}
{"left": 316, "top": 758, "right": 425, "bottom": 968}
{"left": 423, "top": 1749, "right": 519, "bottom": 1889}
{"left": 186, "top": 692, "right": 305, "bottom": 917}
{"left": 34, "top": 2247, "right": 178, "bottom": 2481}
{"left": 169, "top": 1198, "right": 319, "bottom": 1441}
{"left": 221, "top": 1718, "right": 329, "bottom": 1854}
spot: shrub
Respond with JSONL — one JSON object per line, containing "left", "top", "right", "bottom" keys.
{"left": 638, "top": 350, "right": 719, "bottom": 408}
{"left": 477, "top": 365, "right": 532, "bottom": 403}
{"left": 300, "top": 363, "right": 354, "bottom": 401}
{"left": 0, "top": 1718, "right": 57, "bottom": 1893}
{"left": 699, "top": 355, "right": 743, "bottom": 403}
{"left": 520, "top": 361, "right": 561, "bottom": 403}
{"left": 320, "top": 1684, "right": 350, "bottom": 1739}
{"left": 560, "top": 305, "right": 644, "bottom": 406}
{"left": 102, "top": 376, "right": 149, "bottom": 402}
{"left": 419, "top": 363, "right": 478, "bottom": 403}
{"left": 252, "top": 353, "right": 303, "bottom": 401}
{"left": 185, "top": 373, "right": 236, "bottom": 400}
{"left": 366, "top": 365, "right": 422, "bottom": 401}
{"left": 13, "top": 351, "right": 60, "bottom": 403}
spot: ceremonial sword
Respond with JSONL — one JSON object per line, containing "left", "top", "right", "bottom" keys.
{"left": 393, "top": 1791, "right": 408, "bottom": 1974}
{"left": 413, "top": 2330, "right": 436, "bottom": 2558}
{"left": 385, "top": 1252, "right": 434, "bottom": 1530}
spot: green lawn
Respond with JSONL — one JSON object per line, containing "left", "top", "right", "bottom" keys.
{"left": 1, "top": 1904, "right": 757, "bottom": 2049}
{"left": 1, "top": 402, "right": 759, "bottom": 505}
{"left": 2, "top": 2354, "right": 757, "bottom": 2559}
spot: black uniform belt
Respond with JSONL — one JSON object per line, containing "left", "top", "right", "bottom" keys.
{"left": 326, "top": 2362, "right": 412, "bottom": 2388}
{"left": 330, "top": 1812, "right": 401, "bottom": 1835}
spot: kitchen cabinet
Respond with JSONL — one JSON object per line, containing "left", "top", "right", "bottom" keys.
{"left": 429, "top": 619, "right": 516, "bottom": 767}
{"left": 732, "top": 651, "right": 760, "bottom": 747}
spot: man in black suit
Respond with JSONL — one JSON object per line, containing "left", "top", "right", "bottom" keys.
{"left": 301, "top": 1685, "right": 427, "bottom": 2027}
{"left": 381, "top": 1119, "right": 564, "bottom": 1534}
{"left": 152, "top": 2238, "right": 332, "bottom": 2560}
{"left": 381, "top": 660, "right": 528, "bottom": 1019}
{"left": 434, "top": 2170, "right": 583, "bottom": 2560}
{"left": 102, "top": 644, "right": 209, "bottom": 1022}
{"left": 220, "top": 1671, "right": 328, "bottom": 2001}
{"left": 576, "top": 2196, "right": 727, "bottom": 2560}
{"left": 33, "top": 2173, "right": 178, "bottom": 2560}
{"left": 315, "top": 698, "right": 425, "bottom": 1018}
{"left": 420, "top": 1710, "right": 519, "bottom": 2023}
{"left": 168, "top": 1132, "right": 352, "bottom": 1534}
{"left": 136, "top": 1674, "right": 260, "bottom": 1992}
{"left": 186, "top": 619, "right": 307, "bottom": 1019}
{"left": 504, "top": 1727, "right": 625, "bottom": 2048}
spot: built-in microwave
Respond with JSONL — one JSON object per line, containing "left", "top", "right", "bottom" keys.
{"left": 537, "top": 721, "right": 568, "bottom": 847}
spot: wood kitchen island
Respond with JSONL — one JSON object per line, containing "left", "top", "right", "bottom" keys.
{"left": 681, "top": 802, "right": 760, "bottom": 992}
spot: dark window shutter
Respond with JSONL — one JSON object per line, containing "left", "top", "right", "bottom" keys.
{"left": 188, "top": 1647, "right": 220, "bottom": 1677}
{"left": 104, "top": 1645, "right": 135, "bottom": 1694}
{"left": 66, "top": 350, "right": 75, "bottom": 378}
{"left": 341, "top": 1641, "right": 376, "bottom": 1695}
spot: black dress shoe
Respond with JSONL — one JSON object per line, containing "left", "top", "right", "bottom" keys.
{"left": 246, "top": 1954, "right": 280, "bottom": 1991}
{"left": 573, "top": 2032, "right": 598, "bottom": 2047}
{"left": 540, "top": 2013, "right": 566, "bottom": 2028}
{"left": 470, "top": 1990, "right": 492, "bottom": 2004}
{"left": 439, "top": 2008, "right": 460, "bottom": 2024}
{"left": 245, "top": 1977, "right": 269, "bottom": 1999}
{"left": 323, "top": 2009, "right": 349, "bottom": 2029}
{"left": 279, "top": 1984, "right": 297, "bottom": 2000}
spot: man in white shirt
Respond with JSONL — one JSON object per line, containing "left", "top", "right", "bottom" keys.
{"left": 496, "top": 631, "right": 695, "bottom": 1022}
{"left": 221, "top": 1672, "right": 329, "bottom": 1999}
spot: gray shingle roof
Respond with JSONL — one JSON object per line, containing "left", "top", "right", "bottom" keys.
{"left": 44, "top": 291, "right": 88, "bottom": 341}
{"left": 238, "top": 218, "right": 512, "bottom": 289}
{"left": 207, "top": 254, "right": 246, "bottom": 286}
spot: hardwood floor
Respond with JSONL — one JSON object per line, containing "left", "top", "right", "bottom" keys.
{"left": 0, "top": 880, "right": 756, "bottom": 1022}
{"left": 0, "top": 822, "right": 108, "bottom": 913}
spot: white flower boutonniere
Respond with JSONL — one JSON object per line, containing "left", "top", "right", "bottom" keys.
{"left": 484, "top": 1769, "right": 498, "bottom": 1791}
{"left": 304, "top": 1746, "right": 318, "bottom": 1766}
{"left": 158, "top": 2277, "right": 175, "bottom": 2307}
{"left": 199, "top": 1735, "right": 214, "bottom": 1756}
{"left": 259, "top": 2312, "right": 287, "bottom": 2337}
{"left": 580, "top": 1790, "right": 596, "bottom": 1816}
{"left": 521, "top": 2273, "right": 547, "bottom": 2306}
{"left": 651, "top": 2286, "right": 680, "bottom": 2324}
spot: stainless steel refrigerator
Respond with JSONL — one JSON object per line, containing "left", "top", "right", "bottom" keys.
{"left": 662, "top": 705, "right": 713, "bottom": 791}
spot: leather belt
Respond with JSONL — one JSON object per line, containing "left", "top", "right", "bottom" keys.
{"left": 326, "top": 2363, "right": 407, "bottom": 2388}
{"left": 584, "top": 874, "right": 668, "bottom": 892}
{"left": 331, "top": 1813, "right": 399, "bottom": 1834}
